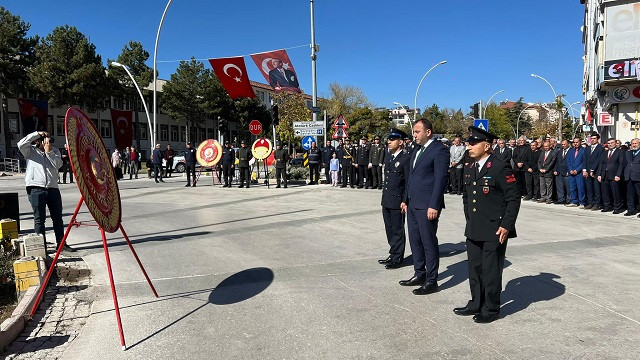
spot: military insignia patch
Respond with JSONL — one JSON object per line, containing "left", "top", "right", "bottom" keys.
{"left": 506, "top": 174, "right": 516, "bottom": 183}
{"left": 483, "top": 186, "right": 490, "bottom": 194}
{"left": 395, "top": 161, "right": 400, "bottom": 168}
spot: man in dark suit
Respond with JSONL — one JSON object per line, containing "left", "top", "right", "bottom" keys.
{"left": 268, "top": 58, "right": 300, "bottom": 89}
{"left": 453, "top": 126, "right": 521, "bottom": 324}
{"left": 583, "top": 132, "right": 604, "bottom": 210}
{"left": 221, "top": 141, "right": 235, "bottom": 187}
{"left": 554, "top": 139, "right": 571, "bottom": 204}
{"left": 494, "top": 139, "right": 512, "bottom": 164}
{"left": 599, "top": 138, "right": 625, "bottom": 213}
{"left": 355, "top": 138, "right": 370, "bottom": 188}
{"left": 566, "top": 137, "right": 586, "bottom": 207}
{"left": 237, "top": 140, "right": 252, "bottom": 188}
{"left": 512, "top": 136, "right": 529, "bottom": 196}
{"left": 274, "top": 142, "right": 289, "bottom": 188}
{"left": 379, "top": 128, "right": 411, "bottom": 269}
{"left": 524, "top": 140, "right": 540, "bottom": 200}
{"left": 623, "top": 138, "right": 640, "bottom": 216}
{"left": 399, "top": 119, "right": 449, "bottom": 295}
{"left": 537, "top": 141, "right": 557, "bottom": 204}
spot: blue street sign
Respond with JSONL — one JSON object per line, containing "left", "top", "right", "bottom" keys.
{"left": 301, "top": 136, "right": 317, "bottom": 150}
{"left": 474, "top": 119, "right": 489, "bottom": 132}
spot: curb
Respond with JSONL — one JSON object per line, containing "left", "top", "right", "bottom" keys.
{"left": 0, "top": 285, "right": 39, "bottom": 351}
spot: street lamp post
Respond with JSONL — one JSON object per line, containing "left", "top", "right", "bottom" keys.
{"left": 414, "top": 60, "right": 447, "bottom": 124}
{"left": 393, "top": 101, "right": 410, "bottom": 124}
{"left": 111, "top": 62, "right": 153, "bottom": 153}
{"left": 153, "top": 0, "right": 174, "bottom": 149}
{"left": 531, "top": 73, "right": 563, "bottom": 141}
{"left": 483, "top": 89, "right": 504, "bottom": 119}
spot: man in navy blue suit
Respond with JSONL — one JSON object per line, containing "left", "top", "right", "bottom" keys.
{"left": 623, "top": 138, "right": 640, "bottom": 216}
{"left": 566, "top": 137, "right": 586, "bottom": 207}
{"left": 553, "top": 139, "right": 571, "bottom": 204}
{"left": 583, "top": 132, "right": 604, "bottom": 210}
{"left": 599, "top": 138, "right": 625, "bottom": 213}
{"left": 399, "top": 119, "right": 449, "bottom": 295}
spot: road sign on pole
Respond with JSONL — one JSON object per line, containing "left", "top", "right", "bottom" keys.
{"left": 301, "top": 135, "right": 317, "bottom": 150}
{"left": 249, "top": 120, "right": 262, "bottom": 135}
{"left": 474, "top": 119, "right": 489, "bottom": 132}
{"left": 332, "top": 128, "right": 348, "bottom": 139}
{"left": 294, "top": 128, "right": 324, "bottom": 136}
{"left": 293, "top": 121, "right": 324, "bottom": 129}
{"left": 332, "top": 114, "right": 349, "bottom": 129}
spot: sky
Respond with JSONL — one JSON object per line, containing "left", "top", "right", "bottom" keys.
{"left": 4, "top": 0, "right": 586, "bottom": 114}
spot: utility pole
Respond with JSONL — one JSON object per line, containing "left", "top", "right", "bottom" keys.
{"left": 310, "top": 0, "right": 318, "bottom": 123}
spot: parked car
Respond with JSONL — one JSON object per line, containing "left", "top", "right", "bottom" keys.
{"left": 290, "top": 156, "right": 304, "bottom": 167}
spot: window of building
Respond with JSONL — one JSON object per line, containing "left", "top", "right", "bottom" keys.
{"left": 47, "top": 115, "right": 53, "bottom": 134}
{"left": 207, "top": 128, "right": 214, "bottom": 140}
{"left": 139, "top": 123, "right": 147, "bottom": 140}
{"left": 56, "top": 116, "right": 65, "bottom": 137}
{"left": 170, "top": 125, "right": 178, "bottom": 142}
{"left": 198, "top": 127, "right": 205, "bottom": 143}
{"left": 180, "top": 126, "right": 186, "bottom": 142}
{"left": 100, "top": 119, "right": 112, "bottom": 138}
{"left": 91, "top": 118, "right": 98, "bottom": 129}
{"left": 8, "top": 113, "right": 19, "bottom": 134}
{"left": 160, "top": 124, "right": 168, "bottom": 141}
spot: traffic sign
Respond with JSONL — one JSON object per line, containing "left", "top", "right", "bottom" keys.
{"left": 301, "top": 136, "right": 317, "bottom": 150}
{"left": 293, "top": 121, "right": 324, "bottom": 129}
{"left": 332, "top": 128, "right": 348, "bottom": 139}
{"left": 294, "top": 128, "right": 324, "bottom": 136}
{"left": 474, "top": 119, "right": 489, "bottom": 132}
{"left": 249, "top": 120, "right": 262, "bottom": 135}
{"left": 332, "top": 114, "right": 349, "bottom": 129}
{"left": 598, "top": 112, "right": 613, "bottom": 126}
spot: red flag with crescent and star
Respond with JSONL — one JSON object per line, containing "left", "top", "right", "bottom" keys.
{"left": 208, "top": 57, "right": 256, "bottom": 99}
{"left": 110, "top": 108, "right": 133, "bottom": 149}
{"left": 249, "top": 49, "right": 301, "bottom": 93}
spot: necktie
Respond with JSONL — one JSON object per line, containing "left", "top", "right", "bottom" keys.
{"left": 500, "top": 148, "right": 504, "bottom": 154}
{"left": 476, "top": 162, "right": 480, "bottom": 174}
{"left": 563, "top": 149, "right": 567, "bottom": 158}
{"left": 414, "top": 146, "right": 425, "bottom": 168}
{"left": 544, "top": 151, "right": 549, "bottom": 162}
{"left": 608, "top": 150, "right": 613, "bottom": 160}
{"left": 574, "top": 149, "right": 578, "bottom": 159}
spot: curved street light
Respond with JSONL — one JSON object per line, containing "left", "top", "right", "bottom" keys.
{"left": 392, "top": 101, "right": 410, "bottom": 124}
{"left": 531, "top": 73, "right": 564, "bottom": 141}
{"left": 414, "top": 60, "right": 447, "bottom": 124}
{"left": 111, "top": 62, "right": 153, "bottom": 152}
{"left": 153, "top": 0, "right": 174, "bottom": 148}
{"left": 483, "top": 89, "right": 504, "bottom": 119}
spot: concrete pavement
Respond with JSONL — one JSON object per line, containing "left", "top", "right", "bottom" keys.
{"left": 3, "top": 174, "right": 640, "bottom": 359}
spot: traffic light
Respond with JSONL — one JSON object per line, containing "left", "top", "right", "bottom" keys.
{"left": 272, "top": 104, "right": 279, "bottom": 126}
{"left": 470, "top": 102, "right": 481, "bottom": 119}
{"left": 218, "top": 117, "right": 227, "bottom": 133}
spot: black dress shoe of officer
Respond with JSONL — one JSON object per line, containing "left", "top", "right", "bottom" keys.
{"left": 399, "top": 276, "right": 425, "bottom": 286}
{"left": 378, "top": 256, "right": 392, "bottom": 264}
{"left": 612, "top": 209, "right": 624, "bottom": 214}
{"left": 412, "top": 282, "right": 439, "bottom": 295}
{"left": 473, "top": 313, "right": 500, "bottom": 324}
{"left": 385, "top": 262, "right": 402, "bottom": 269}
{"left": 453, "top": 306, "right": 480, "bottom": 316}
{"left": 601, "top": 207, "right": 613, "bottom": 212}
{"left": 623, "top": 211, "right": 636, "bottom": 216}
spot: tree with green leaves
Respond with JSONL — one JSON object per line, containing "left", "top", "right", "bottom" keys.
{"left": 348, "top": 107, "right": 392, "bottom": 140}
{"left": 0, "top": 7, "right": 38, "bottom": 155}
{"left": 422, "top": 104, "right": 446, "bottom": 134}
{"left": 230, "top": 97, "right": 272, "bottom": 142}
{"left": 319, "top": 82, "right": 370, "bottom": 117}
{"left": 274, "top": 91, "right": 310, "bottom": 146}
{"left": 506, "top": 97, "right": 532, "bottom": 139}
{"left": 484, "top": 103, "right": 513, "bottom": 139}
{"left": 28, "top": 25, "right": 110, "bottom": 111}
{"left": 108, "top": 41, "right": 154, "bottom": 150}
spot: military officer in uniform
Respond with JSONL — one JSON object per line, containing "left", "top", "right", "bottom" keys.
{"left": 274, "top": 141, "right": 289, "bottom": 188}
{"left": 454, "top": 126, "right": 521, "bottom": 324}
{"left": 379, "top": 128, "right": 411, "bottom": 269}
{"left": 339, "top": 138, "right": 356, "bottom": 188}
{"left": 355, "top": 137, "right": 370, "bottom": 188}
{"left": 369, "top": 135, "right": 386, "bottom": 189}
{"left": 221, "top": 141, "right": 235, "bottom": 187}
{"left": 236, "top": 140, "right": 252, "bottom": 188}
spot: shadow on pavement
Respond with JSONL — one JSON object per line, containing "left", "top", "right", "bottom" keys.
{"left": 439, "top": 259, "right": 512, "bottom": 291}
{"left": 127, "top": 267, "right": 274, "bottom": 350}
{"left": 440, "top": 241, "right": 466, "bottom": 257}
{"left": 72, "top": 231, "right": 214, "bottom": 251}
{"left": 500, "top": 272, "right": 565, "bottom": 317}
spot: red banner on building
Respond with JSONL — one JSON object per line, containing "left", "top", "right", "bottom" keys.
{"left": 250, "top": 49, "right": 301, "bottom": 93}
{"left": 18, "top": 98, "right": 48, "bottom": 134}
{"left": 208, "top": 57, "right": 256, "bottom": 99}
{"left": 110, "top": 108, "right": 133, "bottom": 149}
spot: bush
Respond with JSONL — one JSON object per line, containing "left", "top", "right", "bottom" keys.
{"left": 287, "top": 166, "right": 309, "bottom": 180}
{"left": 0, "top": 250, "right": 17, "bottom": 304}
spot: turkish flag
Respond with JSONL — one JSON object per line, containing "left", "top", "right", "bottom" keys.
{"left": 208, "top": 57, "right": 256, "bottom": 99}
{"left": 250, "top": 49, "right": 301, "bottom": 93}
{"left": 111, "top": 108, "right": 133, "bottom": 149}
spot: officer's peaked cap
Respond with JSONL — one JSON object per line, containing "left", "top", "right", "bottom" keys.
{"left": 465, "top": 126, "right": 497, "bottom": 143}
{"left": 387, "top": 128, "right": 408, "bottom": 140}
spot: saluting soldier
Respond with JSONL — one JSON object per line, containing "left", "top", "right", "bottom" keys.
{"left": 274, "top": 141, "right": 289, "bottom": 188}
{"left": 339, "top": 138, "right": 356, "bottom": 188}
{"left": 369, "top": 135, "right": 386, "bottom": 189}
{"left": 454, "top": 126, "right": 521, "bottom": 324}
{"left": 237, "top": 140, "right": 252, "bottom": 188}
{"left": 379, "top": 128, "right": 411, "bottom": 269}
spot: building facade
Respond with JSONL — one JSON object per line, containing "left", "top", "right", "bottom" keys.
{"left": 582, "top": 0, "right": 640, "bottom": 142}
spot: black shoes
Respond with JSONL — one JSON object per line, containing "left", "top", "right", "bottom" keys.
{"left": 412, "top": 282, "right": 439, "bottom": 295}
{"left": 239, "top": 185, "right": 244, "bottom": 188}
{"left": 473, "top": 313, "right": 500, "bottom": 323}
{"left": 601, "top": 207, "right": 613, "bottom": 212}
{"left": 623, "top": 211, "right": 636, "bottom": 216}
{"left": 613, "top": 209, "right": 624, "bottom": 214}
{"left": 378, "top": 256, "right": 392, "bottom": 264}
{"left": 591, "top": 205, "right": 601, "bottom": 211}
{"left": 192, "top": 183, "right": 196, "bottom": 187}
{"left": 584, "top": 204, "right": 594, "bottom": 210}
{"left": 276, "top": 185, "right": 281, "bottom": 188}
{"left": 453, "top": 306, "right": 480, "bottom": 316}
{"left": 385, "top": 262, "right": 402, "bottom": 269}
{"left": 399, "top": 276, "right": 424, "bottom": 287}
{"left": 185, "top": 184, "right": 191, "bottom": 187}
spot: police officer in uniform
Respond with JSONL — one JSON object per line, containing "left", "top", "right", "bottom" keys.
{"left": 379, "top": 128, "right": 410, "bottom": 269}
{"left": 339, "top": 138, "right": 355, "bottom": 188}
{"left": 274, "top": 141, "right": 289, "bottom": 188}
{"left": 307, "top": 141, "right": 322, "bottom": 185}
{"left": 184, "top": 142, "right": 197, "bottom": 187}
{"left": 221, "top": 141, "right": 235, "bottom": 187}
{"left": 454, "top": 126, "right": 521, "bottom": 323}
{"left": 237, "top": 140, "right": 252, "bottom": 188}
{"left": 355, "top": 137, "right": 370, "bottom": 188}
{"left": 369, "top": 135, "right": 385, "bottom": 189}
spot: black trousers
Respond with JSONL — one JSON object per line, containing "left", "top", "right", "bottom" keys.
{"left": 323, "top": 162, "right": 331, "bottom": 184}
{"left": 602, "top": 178, "right": 622, "bottom": 210}
{"left": 165, "top": 160, "right": 174, "bottom": 177}
{"left": 466, "top": 238, "right": 507, "bottom": 315}
{"left": 382, "top": 207, "right": 405, "bottom": 264}
{"left": 371, "top": 165, "right": 382, "bottom": 188}
{"left": 524, "top": 171, "right": 539, "bottom": 198}
{"left": 153, "top": 164, "right": 163, "bottom": 181}
{"left": 514, "top": 170, "right": 525, "bottom": 196}
{"left": 61, "top": 164, "right": 73, "bottom": 183}
{"left": 239, "top": 166, "right": 250, "bottom": 187}
{"left": 407, "top": 206, "right": 439, "bottom": 282}
{"left": 186, "top": 163, "right": 196, "bottom": 185}
{"left": 555, "top": 175, "right": 569, "bottom": 203}
{"left": 275, "top": 167, "right": 287, "bottom": 187}
{"left": 309, "top": 163, "right": 320, "bottom": 184}
{"left": 357, "top": 165, "right": 368, "bottom": 187}
{"left": 626, "top": 180, "right": 640, "bottom": 212}
{"left": 450, "top": 167, "right": 463, "bottom": 193}
{"left": 584, "top": 175, "right": 602, "bottom": 206}
{"left": 222, "top": 164, "right": 233, "bottom": 186}
{"left": 341, "top": 164, "right": 354, "bottom": 187}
